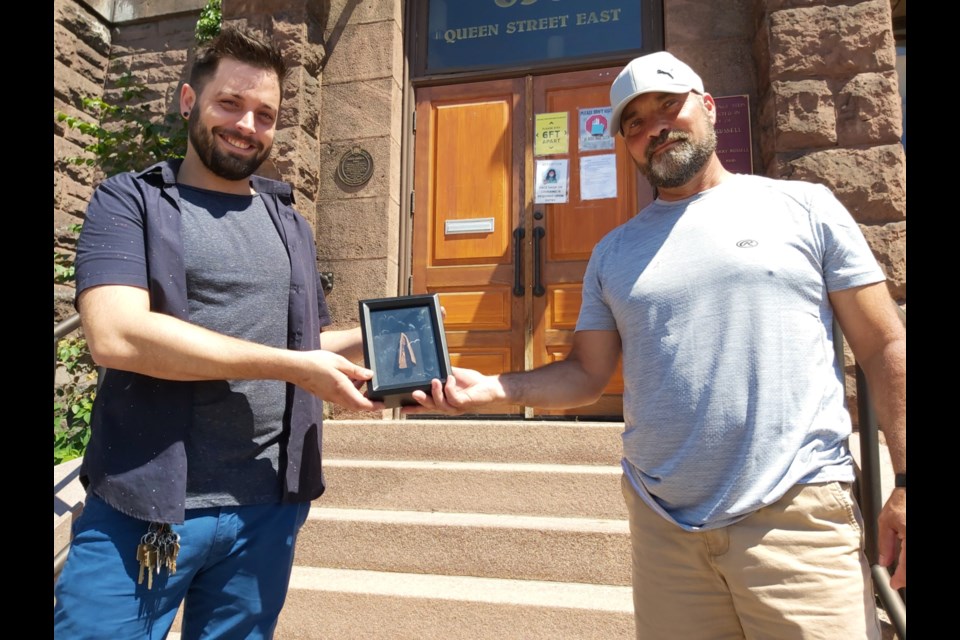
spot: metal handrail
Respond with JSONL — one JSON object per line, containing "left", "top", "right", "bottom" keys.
{"left": 54, "top": 313, "right": 83, "bottom": 380}
{"left": 54, "top": 312, "right": 84, "bottom": 581}
{"left": 873, "top": 565, "right": 907, "bottom": 638}
{"left": 836, "top": 308, "right": 907, "bottom": 639}
{"left": 55, "top": 313, "right": 82, "bottom": 339}
{"left": 54, "top": 544, "right": 70, "bottom": 579}
{"left": 857, "top": 367, "right": 907, "bottom": 639}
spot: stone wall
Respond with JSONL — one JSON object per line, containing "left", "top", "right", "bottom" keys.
{"left": 754, "top": 0, "right": 905, "bottom": 303}
{"left": 53, "top": 0, "right": 205, "bottom": 323}
{"left": 753, "top": 0, "right": 906, "bottom": 424}
{"left": 107, "top": 13, "right": 201, "bottom": 139}
{"left": 665, "top": 0, "right": 760, "bottom": 169}
{"left": 53, "top": 0, "right": 905, "bottom": 426}
{"left": 313, "top": 0, "right": 405, "bottom": 327}
{"left": 54, "top": 0, "right": 111, "bottom": 322}
{"left": 224, "top": 1, "right": 329, "bottom": 221}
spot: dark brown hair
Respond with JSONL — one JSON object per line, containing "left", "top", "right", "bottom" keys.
{"left": 188, "top": 27, "right": 288, "bottom": 98}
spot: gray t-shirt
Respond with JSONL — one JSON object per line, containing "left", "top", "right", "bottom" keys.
{"left": 178, "top": 185, "right": 291, "bottom": 507}
{"left": 576, "top": 174, "right": 885, "bottom": 530}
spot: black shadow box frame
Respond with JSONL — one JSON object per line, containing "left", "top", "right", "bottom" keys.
{"left": 359, "top": 293, "right": 451, "bottom": 407}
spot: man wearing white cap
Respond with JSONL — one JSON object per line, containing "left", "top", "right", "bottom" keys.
{"left": 409, "top": 51, "right": 905, "bottom": 639}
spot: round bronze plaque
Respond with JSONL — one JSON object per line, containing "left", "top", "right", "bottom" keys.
{"left": 337, "top": 147, "right": 374, "bottom": 187}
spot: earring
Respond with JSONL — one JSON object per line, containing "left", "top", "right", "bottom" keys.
{"left": 182, "top": 111, "right": 189, "bottom": 117}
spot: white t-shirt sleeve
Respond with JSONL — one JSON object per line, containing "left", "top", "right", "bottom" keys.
{"left": 809, "top": 183, "right": 887, "bottom": 292}
{"left": 576, "top": 236, "right": 619, "bottom": 332}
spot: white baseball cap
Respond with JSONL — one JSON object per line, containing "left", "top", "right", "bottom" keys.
{"left": 609, "top": 51, "right": 705, "bottom": 136}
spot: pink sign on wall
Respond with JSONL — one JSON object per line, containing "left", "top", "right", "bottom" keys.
{"left": 713, "top": 95, "right": 753, "bottom": 175}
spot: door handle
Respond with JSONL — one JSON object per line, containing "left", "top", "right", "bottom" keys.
{"left": 533, "top": 226, "right": 546, "bottom": 297}
{"left": 513, "top": 227, "right": 525, "bottom": 297}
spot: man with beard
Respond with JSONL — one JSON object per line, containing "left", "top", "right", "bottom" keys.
{"left": 407, "top": 51, "right": 906, "bottom": 638}
{"left": 54, "top": 27, "right": 384, "bottom": 639}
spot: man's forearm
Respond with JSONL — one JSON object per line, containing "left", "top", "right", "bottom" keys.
{"left": 497, "top": 359, "right": 611, "bottom": 409}
{"left": 406, "top": 329, "right": 620, "bottom": 415}
{"left": 81, "top": 285, "right": 312, "bottom": 384}
{"left": 864, "top": 330, "right": 906, "bottom": 590}
{"left": 85, "top": 305, "right": 305, "bottom": 383}
{"left": 320, "top": 326, "right": 365, "bottom": 362}
{"left": 860, "top": 336, "right": 906, "bottom": 473}
{"left": 828, "top": 284, "right": 906, "bottom": 474}
{"left": 80, "top": 285, "right": 383, "bottom": 410}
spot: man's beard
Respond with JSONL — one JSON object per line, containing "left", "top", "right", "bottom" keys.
{"left": 636, "top": 113, "right": 717, "bottom": 190}
{"left": 188, "top": 110, "right": 271, "bottom": 181}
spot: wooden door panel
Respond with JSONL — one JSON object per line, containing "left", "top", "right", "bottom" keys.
{"left": 531, "top": 68, "right": 644, "bottom": 415}
{"left": 413, "top": 69, "right": 652, "bottom": 419}
{"left": 436, "top": 289, "right": 513, "bottom": 331}
{"left": 446, "top": 345, "right": 520, "bottom": 415}
{"left": 432, "top": 100, "right": 514, "bottom": 266}
{"left": 443, "top": 327, "right": 521, "bottom": 415}
{"left": 543, "top": 345, "right": 624, "bottom": 394}
{"left": 448, "top": 348, "right": 513, "bottom": 375}
{"left": 534, "top": 70, "right": 638, "bottom": 264}
{"left": 543, "top": 283, "right": 622, "bottom": 394}
{"left": 545, "top": 284, "right": 582, "bottom": 330}
{"left": 414, "top": 79, "right": 526, "bottom": 414}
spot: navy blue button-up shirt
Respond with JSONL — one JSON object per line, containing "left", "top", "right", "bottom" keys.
{"left": 75, "top": 160, "right": 331, "bottom": 524}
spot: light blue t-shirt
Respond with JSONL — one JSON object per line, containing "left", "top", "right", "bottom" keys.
{"left": 576, "top": 174, "right": 885, "bottom": 531}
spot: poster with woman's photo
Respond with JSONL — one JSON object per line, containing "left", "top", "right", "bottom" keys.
{"left": 535, "top": 159, "right": 569, "bottom": 204}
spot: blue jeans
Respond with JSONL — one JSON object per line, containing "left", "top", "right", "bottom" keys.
{"left": 54, "top": 493, "right": 310, "bottom": 640}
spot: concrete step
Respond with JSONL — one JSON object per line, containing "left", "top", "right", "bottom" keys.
{"left": 320, "top": 459, "right": 627, "bottom": 520}
{"left": 324, "top": 419, "right": 624, "bottom": 466}
{"left": 277, "top": 567, "right": 635, "bottom": 639}
{"left": 54, "top": 457, "right": 86, "bottom": 560}
{"left": 169, "top": 565, "right": 634, "bottom": 638}
{"left": 266, "top": 420, "right": 634, "bottom": 637}
{"left": 296, "top": 506, "right": 631, "bottom": 586}
{"left": 68, "top": 418, "right": 902, "bottom": 640}
{"left": 169, "top": 419, "right": 636, "bottom": 639}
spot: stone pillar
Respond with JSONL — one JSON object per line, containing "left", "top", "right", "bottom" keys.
{"left": 754, "top": 0, "right": 905, "bottom": 302}
{"left": 754, "top": 0, "right": 906, "bottom": 426}
{"left": 226, "top": 1, "right": 404, "bottom": 421}
{"left": 314, "top": 0, "right": 405, "bottom": 327}
{"left": 665, "top": 1, "right": 759, "bottom": 133}
{"left": 223, "top": 0, "right": 328, "bottom": 225}
{"left": 225, "top": 1, "right": 405, "bottom": 330}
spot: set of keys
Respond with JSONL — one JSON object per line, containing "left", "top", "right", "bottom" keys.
{"left": 136, "top": 522, "right": 181, "bottom": 590}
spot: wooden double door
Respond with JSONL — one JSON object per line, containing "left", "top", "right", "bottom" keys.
{"left": 412, "top": 68, "right": 654, "bottom": 417}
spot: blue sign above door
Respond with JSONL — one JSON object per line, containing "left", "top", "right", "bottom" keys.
{"left": 427, "top": 0, "right": 644, "bottom": 74}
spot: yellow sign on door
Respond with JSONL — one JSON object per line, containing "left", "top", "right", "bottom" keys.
{"left": 534, "top": 111, "right": 568, "bottom": 156}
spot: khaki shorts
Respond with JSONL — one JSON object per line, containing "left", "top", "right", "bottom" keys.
{"left": 622, "top": 476, "right": 882, "bottom": 640}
